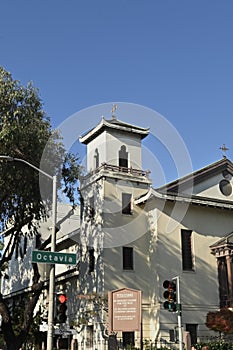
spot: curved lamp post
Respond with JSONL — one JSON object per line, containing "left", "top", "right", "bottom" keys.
{"left": 0, "top": 156, "right": 57, "bottom": 350}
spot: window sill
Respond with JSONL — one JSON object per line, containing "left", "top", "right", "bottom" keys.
{"left": 182, "top": 269, "right": 196, "bottom": 273}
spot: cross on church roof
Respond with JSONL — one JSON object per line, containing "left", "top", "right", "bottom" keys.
{"left": 219, "top": 144, "right": 229, "bottom": 158}
{"left": 111, "top": 104, "right": 117, "bottom": 119}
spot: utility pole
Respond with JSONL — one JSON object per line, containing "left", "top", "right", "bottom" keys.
{"left": 47, "top": 175, "right": 57, "bottom": 350}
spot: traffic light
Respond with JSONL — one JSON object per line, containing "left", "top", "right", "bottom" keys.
{"left": 56, "top": 294, "right": 68, "bottom": 323}
{"left": 163, "top": 280, "right": 177, "bottom": 312}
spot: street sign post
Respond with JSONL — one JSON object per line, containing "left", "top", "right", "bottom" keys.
{"left": 32, "top": 250, "right": 77, "bottom": 265}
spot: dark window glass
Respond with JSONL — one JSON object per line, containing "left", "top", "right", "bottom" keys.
{"left": 80, "top": 195, "right": 84, "bottom": 221}
{"left": 219, "top": 179, "right": 232, "bottom": 196}
{"left": 181, "top": 229, "right": 194, "bottom": 271}
{"left": 218, "top": 257, "right": 229, "bottom": 307}
{"left": 89, "top": 196, "right": 95, "bottom": 218}
{"left": 123, "top": 332, "right": 134, "bottom": 347}
{"left": 123, "top": 247, "right": 134, "bottom": 270}
{"left": 94, "top": 148, "right": 99, "bottom": 169}
{"left": 88, "top": 248, "right": 95, "bottom": 273}
{"left": 186, "top": 324, "right": 197, "bottom": 346}
{"left": 23, "top": 236, "right": 27, "bottom": 255}
{"left": 122, "top": 193, "right": 132, "bottom": 215}
{"left": 86, "top": 325, "right": 94, "bottom": 347}
{"left": 119, "top": 145, "right": 128, "bottom": 169}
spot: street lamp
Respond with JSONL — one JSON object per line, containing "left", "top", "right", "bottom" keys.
{"left": 0, "top": 155, "right": 57, "bottom": 350}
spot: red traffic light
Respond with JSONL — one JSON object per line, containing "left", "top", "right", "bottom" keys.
{"left": 58, "top": 294, "right": 68, "bottom": 303}
{"left": 163, "top": 280, "right": 176, "bottom": 290}
{"left": 56, "top": 294, "right": 68, "bottom": 323}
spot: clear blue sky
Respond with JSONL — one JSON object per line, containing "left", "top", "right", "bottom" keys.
{"left": 1, "top": 1, "right": 233, "bottom": 186}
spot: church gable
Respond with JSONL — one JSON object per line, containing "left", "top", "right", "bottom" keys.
{"left": 158, "top": 158, "right": 233, "bottom": 201}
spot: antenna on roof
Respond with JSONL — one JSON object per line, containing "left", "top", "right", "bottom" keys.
{"left": 219, "top": 144, "right": 229, "bottom": 158}
{"left": 111, "top": 104, "right": 117, "bottom": 120}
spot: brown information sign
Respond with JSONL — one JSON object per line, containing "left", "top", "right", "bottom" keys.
{"left": 108, "top": 288, "right": 141, "bottom": 332}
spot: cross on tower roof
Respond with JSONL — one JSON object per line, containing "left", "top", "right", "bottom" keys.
{"left": 219, "top": 144, "right": 229, "bottom": 158}
{"left": 111, "top": 104, "right": 117, "bottom": 119}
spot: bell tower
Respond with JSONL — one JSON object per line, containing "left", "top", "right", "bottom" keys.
{"left": 78, "top": 115, "right": 151, "bottom": 287}
{"left": 77, "top": 115, "right": 152, "bottom": 344}
{"left": 80, "top": 116, "right": 150, "bottom": 174}
{"left": 79, "top": 115, "right": 152, "bottom": 240}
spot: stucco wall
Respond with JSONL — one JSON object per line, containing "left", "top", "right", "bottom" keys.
{"left": 86, "top": 129, "right": 142, "bottom": 172}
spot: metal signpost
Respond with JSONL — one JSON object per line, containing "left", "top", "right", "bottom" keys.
{"left": 172, "top": 276, "right": 183, "bottom": 350}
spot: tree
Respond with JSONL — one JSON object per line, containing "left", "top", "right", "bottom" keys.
{"left": 206, "top": 308, "right": 233, "bottom": 334}
{"left": 0, "top": 66, "right": 80, "bottom": 350}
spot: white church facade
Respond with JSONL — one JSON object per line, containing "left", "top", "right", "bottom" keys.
{"left": 2, "top": 116, "right": 233, "bottom": 349}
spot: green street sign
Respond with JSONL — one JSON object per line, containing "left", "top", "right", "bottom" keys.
{"left": 32, "top": 250, "right": 77, "bottom": 265}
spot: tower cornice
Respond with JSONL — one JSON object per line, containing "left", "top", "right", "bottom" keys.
{"left": 79, "top": 117, "right": 150, "bottom": 144}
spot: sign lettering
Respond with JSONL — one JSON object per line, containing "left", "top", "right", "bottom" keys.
{"left": 108, "top": 288, "right": 141, "bottom": 332}
{"left": 32, "top": 250, "right": 77, "bottom": 265}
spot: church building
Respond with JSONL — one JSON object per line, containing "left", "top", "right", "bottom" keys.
{"left": 76, "top": 115, "right": 233, "bottom": 348}
{"left": 2, "top": 115, "right": 233, "bottom": 349}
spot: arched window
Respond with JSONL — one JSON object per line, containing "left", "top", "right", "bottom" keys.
{"left": 119, "top": 145, "right": 128, "bottom": 169}
{"left": 94, "top": 148, "right": 99, "bottom": 169}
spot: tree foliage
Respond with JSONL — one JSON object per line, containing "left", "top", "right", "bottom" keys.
{"left": 206, "top": 308, "right": 233, "bottom": 334}
{"left": 0, "top": 66, "right": 80, "bottom": 349}
{"left": 196, "top": 341, "right": 233, "bottom": 350}
{"left": 0, "top": 66, "right": 80, "bottom": 255}
{"left": 0, "top": 67, "right": 78, "bottom": 229}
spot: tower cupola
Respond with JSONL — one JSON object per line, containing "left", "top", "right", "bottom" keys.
{"left": 79, "top": 116, "right": 150, "bottom": 174}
